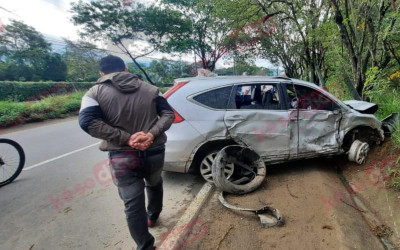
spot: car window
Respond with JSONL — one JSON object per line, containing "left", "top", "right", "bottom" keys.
{"left": 285, "top": 84, "right": 297, "bottom": 109}
{"left": 193, "top": 86, "right": 232, "bottom": 109}
{"left": 294, "top": 85, "right": 339, "bottom": 111}
{"left": 232, "top": 83, "right": 281, "bottom": 110}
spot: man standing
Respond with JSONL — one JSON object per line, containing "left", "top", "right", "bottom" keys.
{"left": 79, "top": 55, "right": 175, "bottom": 250}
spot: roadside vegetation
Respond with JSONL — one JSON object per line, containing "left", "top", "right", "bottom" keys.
{"left": 0, "top": 92, "right": 84, "bottom": 128}
{"left": 0, "top": 81, "right": 94, "bottom": 102}
{"left": 0, "top": 87, "right": 168, "bottom": 129}
{"left": 1, "top": 0, "right": 400, "bottom": 186}
{"left": 390, "top": 125, "right": 400, "bottom": 190}
{"left": 388, "top": 160, "right": 400, "bottom": 190}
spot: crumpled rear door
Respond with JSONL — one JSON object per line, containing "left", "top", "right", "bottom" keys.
{"left": 224, "top": 109, "right": 290, "bottom": 161}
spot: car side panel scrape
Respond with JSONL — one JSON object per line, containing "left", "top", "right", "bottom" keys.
{"left": 294, "top": 110, "right": 342, "bottom": 157}
{"left": 224, "top": 110, "right": 290, "bottom": 160}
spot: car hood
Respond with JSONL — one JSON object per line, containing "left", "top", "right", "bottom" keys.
{"left": 343, "top": 100, "right": 378, "bottom": 114}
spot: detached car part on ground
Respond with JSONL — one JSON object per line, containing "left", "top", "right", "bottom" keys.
{"left": 163, "top": 76, "right": 398, "bottom": 182}
{"left": 211, "top": 145, "right": 284, "bottom": 228}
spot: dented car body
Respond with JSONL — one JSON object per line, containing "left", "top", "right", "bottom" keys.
{"left": 164, "top": 76, "right": 390, "bottom": 181}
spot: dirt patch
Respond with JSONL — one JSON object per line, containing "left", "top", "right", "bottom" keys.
{"left": 189, "top": 159, "right": 384, "bottom": 250}
{"left": 340, "top": 140, "right": 400, "bottom": 248}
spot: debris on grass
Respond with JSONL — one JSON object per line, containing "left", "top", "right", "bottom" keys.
{"left": 372, "top": 224, "right": 393, "bottom": 237}
{"left": 387, "top": 157, "right": 400, "bottom": 191}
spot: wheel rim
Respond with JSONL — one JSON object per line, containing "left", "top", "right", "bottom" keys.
{"left": 356, "top": 143, "right": 369, "bottom": 164}
{"left": 200, "top": 152, "right": 234, "bottom": 183}
{"left": 0, "top": 144, "right": 22, "bottom": 184}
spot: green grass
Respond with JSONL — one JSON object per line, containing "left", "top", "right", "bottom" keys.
{"left": 387, "top": 157, "right": 400, "bottom": 191}
{"left": 368, "top": 88, "right": 400, "bottom": 191}
{"left": 368, "top": 89, "right": 400, "bottom": 120}
{"left": 0, "top": 86, "right": 168, "bottom": 129}
{"left": 0, "top": 91, "right": 85, "bottom": 128}
{"left": 0, "top": 81, "right": 94, "bottom": 102}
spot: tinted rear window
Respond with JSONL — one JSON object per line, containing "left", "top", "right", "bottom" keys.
{"left": 193, "top": 86, "right": 232, "bottom": 109}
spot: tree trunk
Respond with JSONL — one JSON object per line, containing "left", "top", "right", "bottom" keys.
{"left": 316, "top": 65, "right": 326, "bottom": 87}
{"left": 343, "top": 72, "right": 362, "bottom": 100}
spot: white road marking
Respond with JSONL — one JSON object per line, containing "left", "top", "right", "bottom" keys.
{"left": 23, "top": 142, "right": 101, "bottom": 171}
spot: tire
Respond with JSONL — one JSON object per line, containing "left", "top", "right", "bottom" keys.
{"left": 0, "top": 139, "right": 25, "bottom": 187}
{"left": 212, "top": 145, "right": 266, "bottom": 194}
{"left": 199, "top": 150, "right": 234, "bottom": 183}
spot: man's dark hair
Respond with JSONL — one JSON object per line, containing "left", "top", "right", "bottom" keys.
{"left": 99, "top": 55, "right": 126, "bottom": 74}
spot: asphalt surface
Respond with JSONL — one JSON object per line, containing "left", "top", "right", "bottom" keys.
{"left": 0, "top": 117, "right": 203, "bottom": 250}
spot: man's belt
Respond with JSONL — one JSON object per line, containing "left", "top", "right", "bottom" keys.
{"left": 109, "top": 145, "right": 165, "bottom": 158}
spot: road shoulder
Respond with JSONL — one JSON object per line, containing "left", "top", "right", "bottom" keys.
{"left": 187, "top": 159, "right": 384, "bottom": 250}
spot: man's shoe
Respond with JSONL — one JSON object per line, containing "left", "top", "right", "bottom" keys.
{"left": 148, "top": 218, "right": 157, "bottom": 227}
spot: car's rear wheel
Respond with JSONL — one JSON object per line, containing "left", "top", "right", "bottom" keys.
{"left": 199, "top": 151, "right": 234, "bottom": 183}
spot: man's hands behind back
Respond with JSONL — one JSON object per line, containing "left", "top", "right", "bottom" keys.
{"left": 128, "top": 132, "right": 154, "bottom": 151}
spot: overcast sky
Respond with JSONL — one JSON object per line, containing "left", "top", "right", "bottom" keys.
{"left": 0, "top": 0, "right": 278, "bottom": 69}
{"left": 1, "top": 0, "right": 79, "bottom": 40}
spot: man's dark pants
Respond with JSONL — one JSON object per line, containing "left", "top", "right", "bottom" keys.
{"left": 109, "top": 145, "right": 165, "bottom": 250}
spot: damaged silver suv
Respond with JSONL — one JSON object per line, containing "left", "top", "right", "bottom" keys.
{"left": 163, "top": 76, "right": 394, "bottom": 182}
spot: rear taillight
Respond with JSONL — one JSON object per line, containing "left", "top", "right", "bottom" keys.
{"left": 164, "top": 81, "right": 188, "bottom": 124}
{"left": 163, "top": 81, "right": 189, "bottom": 99}
{"left": 173, "top": 110, "right": 184, "bottom": 123}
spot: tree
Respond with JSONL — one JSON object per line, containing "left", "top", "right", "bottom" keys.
{"left": 235, "top": 60, "right": 259, "bottom": 75}
{"left": 0, "top": 20, "right": 52, "bottom": 80}
{"left": 71, "top": 0, "right": 191, "bottom": 84}
{"left": 149, "top": 60, "right": 169, "bottom": 79}
{"left": 43, "top": 53, "right": 67, "bottom": 81}
{"left": 157, "top": 0, "right": 233, "bottom": 71}
{"left": 146, "top": 59, "right": 193, "bottom": 84}
{"left": 214, "top": 0, "right": 332, "bottom": 85}
{"left": 63, "top": 39, "right": 106, "bottom": 81}
{"left": 329, "top": 0, "right": 398, "bottom": 97}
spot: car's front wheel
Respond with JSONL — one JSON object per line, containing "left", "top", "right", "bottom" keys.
{"left": 199, "top": 151, "right": 234, "bottom": 183}
{"left": 348, "top": 139, "right": 370, "bottom": 164}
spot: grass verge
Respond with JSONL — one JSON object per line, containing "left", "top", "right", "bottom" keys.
{"left": 0, "top": 91, "right": 84, "bottom": 128}
{"left": 389, "top": 127, "right": 400, "bottom": 190}
{"left": 387, "top": 164, "right": 400, "bottom": 191}
{"left": 0, "top": 86, "right": 168, "bottom": 129}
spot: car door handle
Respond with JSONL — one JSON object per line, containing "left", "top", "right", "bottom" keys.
{"left": 226, "top": 116, "right": 245, "bottom": 121}
{"left": 290, "top": 116, "right": 298, "bottom": 121}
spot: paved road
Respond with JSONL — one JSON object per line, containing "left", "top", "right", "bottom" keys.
{"left": 0, "top": 117, "right": 204, "bottom": 250}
